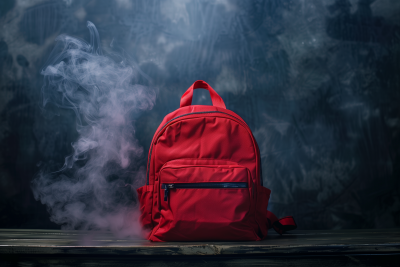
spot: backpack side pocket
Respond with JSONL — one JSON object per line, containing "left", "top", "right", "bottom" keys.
{"left": 137, "top": 185, "right": 153, "bottom": 238}
{"left": 255, "top": 185, "right": 271, "bottom": 239}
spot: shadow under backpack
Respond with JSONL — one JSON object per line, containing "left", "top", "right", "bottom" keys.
{"left": 137, "top": 80, "right": 296, "bottom": 242}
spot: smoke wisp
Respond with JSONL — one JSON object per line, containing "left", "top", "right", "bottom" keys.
{"left": 31, "top": 21, "right": 156, "bottom": 237}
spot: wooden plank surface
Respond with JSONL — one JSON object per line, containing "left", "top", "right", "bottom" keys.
{"left": 0, "top": 228, "right": 399, "bottom": 256}
{"left": 2, "top": 254, "right": 400, "bottom": 267}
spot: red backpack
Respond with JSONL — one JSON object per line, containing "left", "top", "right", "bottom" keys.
{"left": 137, "top": 80, "right": 296, "bottom": 241}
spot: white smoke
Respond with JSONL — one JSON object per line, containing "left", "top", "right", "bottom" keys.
{"left": 31, "top": 21, "right": 156, "bottom": 237}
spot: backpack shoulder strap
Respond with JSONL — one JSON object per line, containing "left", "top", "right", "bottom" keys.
{"left": 266, "top": 210, "right": 297, "bottom": 235}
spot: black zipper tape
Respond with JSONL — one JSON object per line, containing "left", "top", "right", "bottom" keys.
{"left": 162, "top": 182, "right": 248, "bottom": 201}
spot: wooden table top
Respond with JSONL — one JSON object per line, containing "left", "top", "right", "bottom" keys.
{"left": 0, "top": 228, "right": 399, "bottom": 256}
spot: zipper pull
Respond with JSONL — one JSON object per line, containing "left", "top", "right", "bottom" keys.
{"left": 164, "top": 184, "right": 174, "bottom": 201}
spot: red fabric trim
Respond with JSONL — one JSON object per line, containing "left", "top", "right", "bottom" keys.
{"left": 180, "top": 80, "right": 226, "bottom": 109}
{"left": 266, "top": 211, "right": 297, "bottom": 235}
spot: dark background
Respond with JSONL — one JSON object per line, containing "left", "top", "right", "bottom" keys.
{"left": 0, "top": 0, "right": 399, "bottom": 230}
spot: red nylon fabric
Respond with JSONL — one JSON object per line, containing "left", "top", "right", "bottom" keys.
{"left": 266, "top": 211, "right": 297, "bottom": 235}
{"left": 180, "top": 80, "right": 226, "bottom": 109}
{"left": 153, "top": 160, "right": 257, "bottom": 241}
{"left": 137, "top": 80, "right": 292, "bottom": 241}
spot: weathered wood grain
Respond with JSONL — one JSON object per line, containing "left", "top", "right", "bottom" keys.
{"left": 1, "top": 254, "right": 400, "bottom": 267}
{"left": 0, "top": 229, "right": 399, "bottom": 256}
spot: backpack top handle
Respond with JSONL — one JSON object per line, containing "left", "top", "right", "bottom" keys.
{"left": 180, "top": 80, "right": 226, "bottom": 109}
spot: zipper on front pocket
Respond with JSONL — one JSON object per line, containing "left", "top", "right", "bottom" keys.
{"left": 162, "top": 182, "right": 248, "bottom": 201}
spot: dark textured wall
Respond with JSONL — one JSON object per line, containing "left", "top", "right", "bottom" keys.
{"left": 0, "top": 0, "right": 399, "bottom": 230}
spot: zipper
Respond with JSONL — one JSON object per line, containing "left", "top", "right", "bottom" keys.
{"left": 146, "top": 111, "right": 258, "bottom": 185}
{"left": 162, "top": 182, "right": 248, "bottom": 201}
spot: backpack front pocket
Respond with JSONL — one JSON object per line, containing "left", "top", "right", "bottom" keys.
{"left": 151, "top": 159, "right": 258, "bottom": 241}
